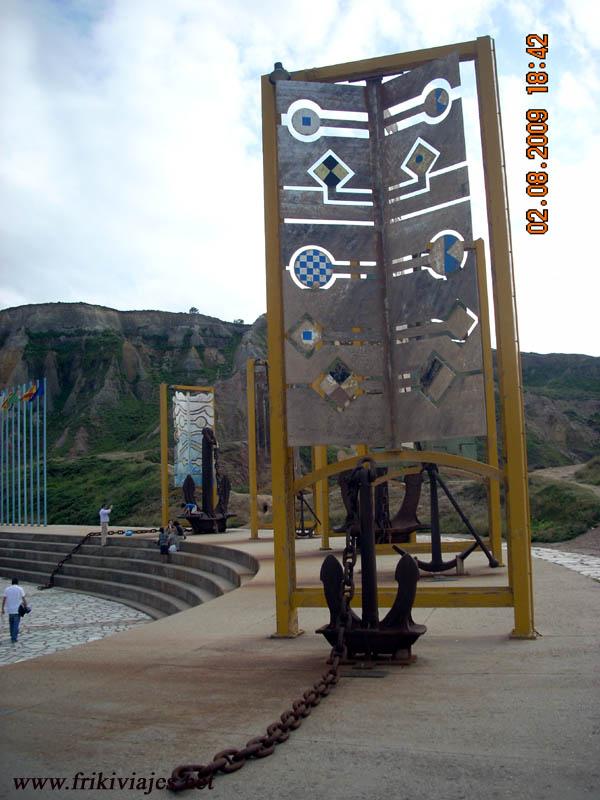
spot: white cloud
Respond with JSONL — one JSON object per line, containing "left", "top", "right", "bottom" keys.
{"left": 0, "top": 0, "right": 598, "bottom": 354}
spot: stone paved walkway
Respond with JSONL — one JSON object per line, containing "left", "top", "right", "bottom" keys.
{"left": 0, "top": 579, "right": 150, "bottom": 666}
{"left": 531, "top": 547, "right": 600, "bottom": 582}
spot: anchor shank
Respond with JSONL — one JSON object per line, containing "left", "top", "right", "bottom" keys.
{"left": 428, "top": 465, "right": 444, "bottom": 568}
{"left": 201, "top": 429, "right": 214, "bottom": 516}
{"left": 358, "top": 466, "right": 379, "bottom": 628}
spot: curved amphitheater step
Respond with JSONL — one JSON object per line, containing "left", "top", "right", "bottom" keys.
{"left": 0, "top": 530, "right": 258, "bottom": 619}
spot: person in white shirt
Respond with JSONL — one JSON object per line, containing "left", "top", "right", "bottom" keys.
{"left": 2, "top": 578, "right": 27, "bottom": 643}
{"left": 99, "top": 503, "right": 112, "bottom": 546}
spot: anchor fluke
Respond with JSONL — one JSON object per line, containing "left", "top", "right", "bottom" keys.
{"left": 316, "top": 462, "right": 426, "bottom": 661}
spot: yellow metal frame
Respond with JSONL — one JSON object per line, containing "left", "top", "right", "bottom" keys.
{"left": 247, "top": 358, "right": 276, "bottom": 537}
{"left": 313, "top": 446, "right": 330, "bottom": 549}
{"left": 159, "top": 383, "right": 216, "bottom": 530}
{"left": 247, "top": 359, "right": 260, "bottom": 539}
{"left": 262, "top": 36, "right": 534, "bottom": 638}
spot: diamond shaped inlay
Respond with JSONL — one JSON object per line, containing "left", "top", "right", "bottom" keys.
{"left": 312, "top": 359, "right": 362, "bottom": 411}
{"left": 419, "top": 355, "right": 456, "bottom": 405}
{"left": 287, "top": 314, "right": 323, "bottom": 357}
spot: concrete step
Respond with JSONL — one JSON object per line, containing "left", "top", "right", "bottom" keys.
{"left": 67, "top": 554, "right": 237, "bottom": 594}
{"left": 0, "top": 565, "right": 50, "bottom": 586}
{"left": 0, "top": 533, "right": 258, "bottom": 620}
{"left": 52, "top": 574, "right": 187, "bottom": 617}
{"left": 0, "top": 538, "right": 83, "bottom": 555}
{"left": 0, "top": 529, "right": 259, "bottom": 572}
{"left": 58, "top": 562, "right": 214, "bottom": 606}
{"left": 75, "top": 546, "right": 249, "bottom": 586}
{"left": 0, "top": 555, "right": 221, "bottom": 606}
{"left": 0, "top": 530, "right": 98, "bottom": 545}
{"left": 0, "top": 544, "right": 245, "bottom": 592}
{"left": 0, "top": 556, "right": 54, "bottom": 578}
{"left": 0, "top": 562, "right": 166, "bottom": 620}
{"left": 0, "top": 547, "right": 71, "bottom": 563}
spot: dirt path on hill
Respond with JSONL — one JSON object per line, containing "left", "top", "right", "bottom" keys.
{"left": 531, "top": 463, "right": 600, "bottom": 499}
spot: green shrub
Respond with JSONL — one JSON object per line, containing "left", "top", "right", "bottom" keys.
{"left": 574, "top": 456, "right": 600, "bottom": 486}
{"left": 529, "top": 477, "right": 600, "bottom": 542}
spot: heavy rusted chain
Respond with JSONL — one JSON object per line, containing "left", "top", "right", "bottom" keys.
{"left": 167, "top": 654, "right": 341, "bottom": 792}
{"left": 168, "top": 522, "right": 357, "bottom": 793}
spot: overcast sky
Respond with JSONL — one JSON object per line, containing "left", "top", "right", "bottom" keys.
{"left": 0, "top": 0, "right": 598, "bottom": 356}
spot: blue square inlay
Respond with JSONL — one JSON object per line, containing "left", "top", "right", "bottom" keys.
{"left": 302, "top": 116, "right": 312, "bottom": 126}
{"left": 302, "top": 330, "right": 313, "bottom": 341}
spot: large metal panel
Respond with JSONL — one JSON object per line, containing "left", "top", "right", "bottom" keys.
{"left": 380, "top": 56, "right": 485, "bottom": 443}
{"left": 277, "top": 78, "right": 386, "bottom": 446}
{"left": 173, "top": 390, "right": 215, "bottom": 487}
{"left": 275, "top": 54, "right": 485, "bottom": 446}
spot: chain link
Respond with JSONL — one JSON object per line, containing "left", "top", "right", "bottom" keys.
{"left": 167, "top": 654, "right": 341, "bottom": 792}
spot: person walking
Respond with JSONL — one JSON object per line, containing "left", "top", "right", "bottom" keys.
{"left": 2, "top": 578, "right": 27, "bottom": 644}
{"left": 99, "top": 503, "right": 112, "bottom": 547}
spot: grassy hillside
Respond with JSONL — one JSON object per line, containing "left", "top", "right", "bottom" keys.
{"left": 2, "top": 304, "right": 599, "bottom": 539}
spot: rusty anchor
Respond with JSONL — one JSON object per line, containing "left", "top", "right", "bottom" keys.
{"left": 393, "top": 462, "right": 500, "bottom": 573}
{"left": 317, "top": 460, "right": 426, "bottom": 661}
{"left": 180, "top": 427, "right": 233, "bottom": 534}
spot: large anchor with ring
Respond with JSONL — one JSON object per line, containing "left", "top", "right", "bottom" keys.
{"left": 317, "top": 458, "right": 426, "bottom": 661}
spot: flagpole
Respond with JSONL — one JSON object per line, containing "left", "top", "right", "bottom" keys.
{"left": 6, "top": 400, "right": 10, "bottom": 525}
{"left": 0, "top": 399, "right": 4, "bottom": 525}
{"left": 36, "top": 382, "right": 41, "bottom": 526}
{"left": 30, "top": 387, "right": 34, "bottom": 526}
{"left": 17, "top": 385, "right": 22, "bottom": 524}
{"left": 12, "top": 389, "right": 16, "bottom": 525}
{"left": 6, "top": 401, "right": 9, "bottom": 524}
{"left": 23, "top": 386, "right": 28, "bottom": 525}
{"left": 43, "top": 377, "right": 47, "bottom": 526}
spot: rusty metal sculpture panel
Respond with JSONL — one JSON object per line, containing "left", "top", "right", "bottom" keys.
{"left": 173, "top": 390, "right": 215, "bottom": 487}
{"left": 382, "top": 56, "right": 485, "bottom": 440}
{"left": 276, "top": 55, "right": 484, "bottom": 446}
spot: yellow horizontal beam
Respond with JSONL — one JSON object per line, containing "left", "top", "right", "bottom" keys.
{"left": 170, "top": 385, "right": 215, "bottom": 392}
{"left": 375, "top": 541, "right": 490, "bottom": 554}
{"left": 322, "top": 535, "right": 482, "bottom": 553}
{"left": 287, "top": 39, "right": 478, "bottom": 83}
{"left": 293, "top": 450, "right": 501, "bottom": 494}
{"left": 293, "top": 585, "right": 513, "bottom": 609}
{"left": 372, "top": 466, "right": 422, "bottom": 487}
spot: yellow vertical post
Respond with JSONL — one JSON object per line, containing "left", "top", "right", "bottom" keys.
{"left": 474, "top": 239, "right": 503, "bottom": 565}
{"left": 247, "top": 359, "right": 259, "bottom": 539}
{"left": 356, "top": 444, "right": 369, "bottom": 456}
{"left": 159, "top": 383, "right": 170, "bottom": 528}
{"left": 262, "top": 73, "right": 299, "bottom": 636}
{"left": 313, "top": 445, "right": 331, "bottom": 550}
{"left": 476, "top": 37, "right": 534, "bottom": 637}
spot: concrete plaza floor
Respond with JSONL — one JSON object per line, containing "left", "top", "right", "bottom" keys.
{"left": 0, "top": 527, "right": 598, "bottom": 800}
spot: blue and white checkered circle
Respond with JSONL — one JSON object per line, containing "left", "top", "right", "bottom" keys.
{"left": 293, "top": 248, "right": 333, "bottom": 288}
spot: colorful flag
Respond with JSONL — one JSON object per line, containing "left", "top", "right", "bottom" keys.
{"left": 21, "top": 384, "right": 38, "bottom": 402}
{"left": 1, "top": 391, "right": 18, "bottom": 411}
